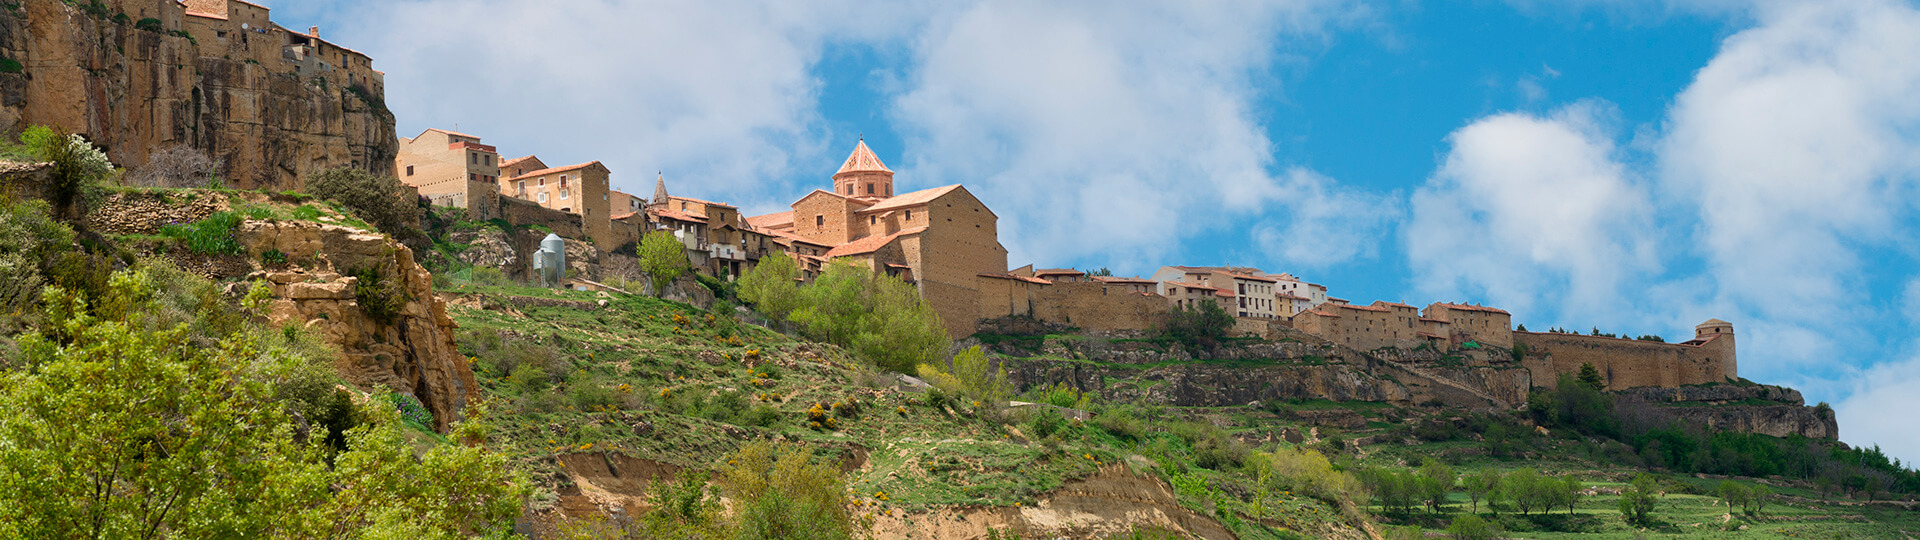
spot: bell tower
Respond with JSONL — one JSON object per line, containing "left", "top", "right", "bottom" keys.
{"left": 833, "top": 138, "right": 894, "bottom": 200}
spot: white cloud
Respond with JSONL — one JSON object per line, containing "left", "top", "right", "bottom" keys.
{"left": 1836, "top": 355, "right": 1920, "bottom": 465}
{"left": 334, "top": 0, "right": 931, "bottom": 203}
{"left": 1656, "top": 0, "right": 1920, "bottom": 379}
{"left": 886, "top": 0, "right": 1383, "bottom": 270}
{"left": 1404, "top": 101, "right": 1657, "bottom": 319}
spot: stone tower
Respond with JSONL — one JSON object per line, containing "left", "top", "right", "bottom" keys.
{"left": 651, "top": 172, "right": 669, "bottom": 207}
{"left": 833, "top": 139, "right": 894, "bottom": 200}
{"left": 1694, "top": 319, "right": 1737, "bottom": 381}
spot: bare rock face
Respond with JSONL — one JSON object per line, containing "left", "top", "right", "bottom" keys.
{"left": 238, "top": 220, "right": 476, "bottom": 431}
{"left": 0, "top": 1, "right": 396, "bottom": 191}
{"left": 449, "top": 227, "right": 517, "bottom": 270}
{"left": 1618, "top": 384, "right": 1838, "bottom": 440}
{"left": 85, "top": 191, "right": 224, "bottom": 234}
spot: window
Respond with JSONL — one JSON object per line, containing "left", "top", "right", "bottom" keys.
{"left": 560, "top": 175, "right": 568, "bottom": 187}
{"left": 469, "top": 173, "right": 476, "bottom": 182}
{"left": 405, "top": 165, "right": 414, "bottom": 176}
{"left": 866, "top": 183, "right": 873, "bottom": 195}
{"left": 815, "top": 215, "right": 824, "bottom": 227}
{"left": 485, "top": 154, "right": 493, "bottom": 165}
{"left": 870, "top": 216, "right": 876, "bottom": 225}
{"left": 516, "top": 181, "right": 525, "bottom": 193}
{"left": 905, "top": 210, "right": 912, "bottom": 221}
{"left": 538, "top": 178, "right": 545, "bottom": 187}
{"left": 846, "top": 185, "right": 853, "bottom": 195}
{"left": 538, "top": 192, "right": 549, "bottom": 203}
{"left": 470, "top": 154, "right": 477, "bottom": 164}
{"left": 560, "top": 189, "right": 570, "bottom": 199}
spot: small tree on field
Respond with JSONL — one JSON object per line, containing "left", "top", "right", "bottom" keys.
{"left": 737, "top": 253, "right": 801, "bottom": 322}
{"left": 1418, "top": 459, "right": 1455, "bottom": 514}
{"left": 1464, "top": 469, "right": 1501, "bottom": 513}
{"left": 638, "top": 231, "right": 690, "bottom": 298}
{"left": 1619, "top": 474, "right": 1660, "bottom": 527}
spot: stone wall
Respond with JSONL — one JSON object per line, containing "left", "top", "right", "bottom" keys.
{"left": 1032, "top": 281, "right": 1166, "bottom": 334}
{"left": 498, "top": 195, "right": 585, "bottom": 240}
{"left": 0, "top": 0, "right": 397, "bottom": 191}
{"left": 85, "top": 190, "right": 223, "bottom": 233}
{"left": 1517, "top": 331, "right": 1731, "bottom": 389}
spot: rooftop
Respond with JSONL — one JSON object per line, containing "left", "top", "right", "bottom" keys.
{"left": 824, "top": 227, "right": 926, "bottom": 258}
{"left": 670, "top": 195, "right": 736, "bottom": 209}
{"left": 979, "top": 273, "right": 1053, "bottom": 285}
{"left": 506, "top": 161, "right": 604, "bottom": 182}
{"left": 1431, "top": 302, "right": 1512, "bottom": 315}
{"left": 859, "top": 184, "right": 966, "bottom": 214}
{"left": 746, "top": 211, "right": 794, "bottom": 229}
{"left": 1093, "top": 276, "right": 1158, "bottom": 284}
{"left": 647, "top": 208, "right": 707, "bottom": 223}
{"left": 836, "top": 139, "right": 893, "bottom": 175}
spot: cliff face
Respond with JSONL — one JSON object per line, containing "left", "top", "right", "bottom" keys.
{"left": 1617, "top": 384, "right": 1839, "bottom": 440}
{"left": 0, "top": 0, "right": 395, "bottom": 190}
{"left": 238, "top": 220, "right": 476, "bottom": 431}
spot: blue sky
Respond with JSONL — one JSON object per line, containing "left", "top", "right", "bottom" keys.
{"left": 267, "top": 0, "right": 1920, "bottom": 463}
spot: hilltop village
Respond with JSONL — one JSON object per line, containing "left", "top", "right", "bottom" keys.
{"left": 396, "top": 128, "right": 1739, "bottom": 394}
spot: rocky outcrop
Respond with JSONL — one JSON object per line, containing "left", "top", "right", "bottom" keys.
{"left": 0, "top": 0, "right": 395, "bottom": 191}
{"left": 1005, "top": 356, "right": 1412, "bottom": 407}
{"left": 869, "top": 465, "right": 1244, "bottom": 540}
{"left": 449, "top": 227, "right": 516, "bottom": 269}
{"left": 1617, "top": 384, "right": 1838, "bottom": 440}
{"left": 237, "top": 220, "right": 476, "bottom": 431}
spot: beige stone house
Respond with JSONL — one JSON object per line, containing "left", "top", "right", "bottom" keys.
{"left": 396, "top": 128, "right": 502, "bottom": 219}
{"left": 505, "top": 161, "right": 613, "bottom": 248}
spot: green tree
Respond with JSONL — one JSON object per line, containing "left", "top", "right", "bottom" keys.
{"left": 1463, "top": 469, "right": 1501, "bottom": 513}
{"left": 1555, "top": 475, "right": 1583, "bottom": 514}
{"left": 0, "top": 269, "right": 525, "bottom": 539}
{"left": 1743, "top": 484, "right": 1770, "bottom": 515}
{"left": 1418, "top": 458, "right": 1455, "bottom": 514}
{"left": 1618, "top": 474, "right": 1660, "bottom": 527}
{"left": 1503, "top": 468, "right": 1543, "bottom": 515}
{"left": 736, "top": 253, "right": 801, "bottom": 321}
{"left": 918, "top": 346, "right": 1010, "bottom": 408}
{"left": 1161, "top": 299, "right": 1234, "bottom": 347}
{"left": 1715, "top": 480, "right": 1748, "bottom": 515}
{"left": 638, "top": 231, "right": 691, "bottom": 298}
{"left": 1577, "top": 362, "right": 1605, "bottom": 390}
{"left": 790, "top": 262, "right": 947, "bottom": 373}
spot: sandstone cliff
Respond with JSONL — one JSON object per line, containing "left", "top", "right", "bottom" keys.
{"left": 1617, "top": 384, "right": 1839, "bottom": 440}
{"left": 0, "top": 0, "right": 395, "bottom": 190}
{"left": 238, "top": 220, "right": 476, "bottom": 431}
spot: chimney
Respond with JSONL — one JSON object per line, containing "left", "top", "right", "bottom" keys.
{"left": 309, "top": 26, "right": 319, "bottom": 37}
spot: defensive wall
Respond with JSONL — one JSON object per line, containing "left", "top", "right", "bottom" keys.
{"left": 977, "top": 276, "right": 1167, "bottom": 335}
{"left": 1515, "top": 322, "right": 1736, "bottom": 390}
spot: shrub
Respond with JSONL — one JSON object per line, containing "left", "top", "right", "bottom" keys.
{"left": 159, "top": 211, "right": 243, "bottom": 255}
{"left": 348, "top": 265, "right": 407, "bottom": 325}
{"left": 568, "top": 374, "right": 619, "bottom": 411}
{"left": 134, "top": 17, "right": 164, "bottom": 31}
{"left": 304, "top": 167, "right": 424, "bottom": 244}
{"left": 1158, "top": 299, "right": 1234, "bottom": 348}
{"left": 0, "top": 58, "right": 20, "bottom": 74}
{"left": 718, "top": 442, "right": 853, "bottom": 540}
{"left": 1029, "top": 406, "right": 1065, "bottom": 438}
{"left": 793, "top": 261, "right": 948, "bottom": 373}
{"left": 737, "top": 253, "right": 801, "bottom": 321}
{"left": 259, "top": 249, "right": 287, "bottom": 265}
{"left": 1618, "top": 474, "right": 1659, "bottom": 526}
{"left": 127, "top": 144, "right": 220, "bottom": 188}
{"left": 290, "top": 204, "right": 324, "bottom": 220}
{"left": 1094, "top": 407, "right": 1147, "bottom": 441}
{"left": 1255, "top": 446, "right": 1365, "bottom": 505}
{"left": 1447, "top": 514, "right": 1498, "bottom": 540}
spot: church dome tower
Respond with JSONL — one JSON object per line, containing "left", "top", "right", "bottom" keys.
{"left": 833, "top": 139, "right": 894, "bottom": 200}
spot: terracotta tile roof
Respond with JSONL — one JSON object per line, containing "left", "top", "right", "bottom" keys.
{"left": 423, "top": 128, "right": 481, "bottom": 139}
{"left": 764, "top": 228, "right": 830, "bottom": 248}
{"left": 886, "top": 263, "right": 911, "bottom": 269}
{"left": 1277, "top": 293, "right": 1311, "bottom": 300}
{"left": 1034, "top": 269, "right": 1085, "bottom": 276}
{"left": 1093, "top": 276, "right": 1158, "bottom": 284}
{"left": 746, "top": 211, "right": 793, "bottom": 229}
{"left": 1374, "top": 301, "right": 1416, "bottom": 309}
{"left": 1303, "top": 309, "right": 1340, "bottom": 318}
{"left": 859, "top": 185, "right": 963, "bottom": 214}
{"left": 647, "top": 208, "right": 707, "bottom": 223}
{"left": 1417, "top": 332, "right": 1442, "bottom": 339}
{"left": 501, "top": 155, "right": 540, "bottom": 169}
{"left": 610, "top": 211, "right": 637, "bottom": 220}
{"left": 1165, "top": 281, "right": 1219, "bottom": 294}
{"left": 824, "top": 227, "right": 926, "bottom": 258}
{"left": 1222, "top": 271, "right": 1277, "bottom": 283}
{"left": 1216, "top": 289, "right": 1238, "bottom": 298}
{"left": 670, "top": 195, "right": 736, "bottom": 209}
{"left": 979, "top": 273, "right": 1052, "bottom": 285}
{"left": 506, "top": 161, "right": 603, "bottom": 182}
{"left": 1337, "top": 304, "right": 1390, "bottom": 312}
{"left": 1432, "top": 303, "right": 1512, "bottom": 315}
{"left": 837, "top": 139, "right": 893, "bottom": 174}
{"left": 1328, "top": 297, "right": 1350, "bottom": 303}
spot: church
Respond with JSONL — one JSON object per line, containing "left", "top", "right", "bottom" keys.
{"left": 748, "top": 140, "right": 1008, "bottom": 338}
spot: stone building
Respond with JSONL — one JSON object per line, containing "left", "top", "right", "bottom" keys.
{"left": 396, "top": 128, "right": 501, "bottom": 219}
{"left": 748, "top": 139, "right": 1009, "bottom": 338}
{"left": 1151, "top": 266, "right": 1279, "bottom": 318}
{"left": 504, "top": 161, "right": 612, "bottom": 249}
